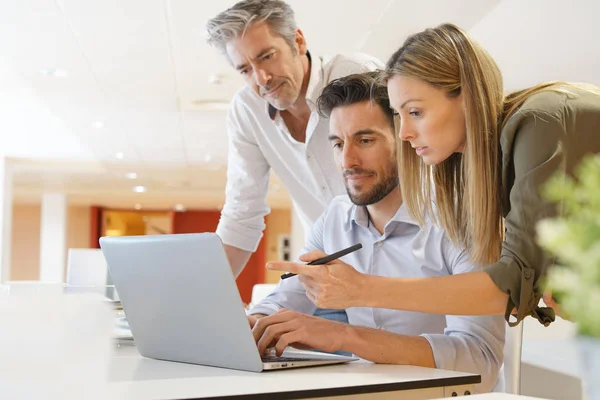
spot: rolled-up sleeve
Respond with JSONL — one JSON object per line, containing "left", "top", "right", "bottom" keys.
{"left": 422, "top": 314, "right": 505, "bottom": 393}
{"left": 248, "top": 206, "right": 329, "bottom": 316}
{"left": 423, "top": 242, "right": 506, "bottom": 393}
{"left": 485, "top": 111, "right": 564, "bottom": 326}
{"left": 216, "top": 106, "right": 271, "bottom": 252}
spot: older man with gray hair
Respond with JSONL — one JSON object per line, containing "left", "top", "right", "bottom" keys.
{"left": 206, "top": 0, "right": 382, "bottom": 290}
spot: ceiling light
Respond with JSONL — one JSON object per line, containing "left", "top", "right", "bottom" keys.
{"left": 115, "top": 152, "right": 124, "bottom": 160}
{"left": 204, "top": 154, "right": 212, "bottom": 163}
{"left": 208, "top": 74, "right": 222, "bottom": 84}
{"left": 92, "top": 121, "right": 104, "bottom": 129}
{"left": 40, "top": 68, "right": 69, "bottom": 78}
{"left": 125, "top": 172, "right": 137, "bottom": 179}
{"left": 134, "top": 203, "right": 142, "bottom": 210}
{"left": 133, "top": 186, "right": 147, "bottom": 193}
{"left": 174, "top": 204, "right": 186, "bottom": 212}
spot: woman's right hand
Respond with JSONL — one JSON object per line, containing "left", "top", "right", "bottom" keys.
{"left": 266, "top": 250, "right": 369, "bottom": 309}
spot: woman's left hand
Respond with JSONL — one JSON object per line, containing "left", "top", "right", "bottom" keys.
{"left": 266, "top": 250, "right": 368, "bottom": 309}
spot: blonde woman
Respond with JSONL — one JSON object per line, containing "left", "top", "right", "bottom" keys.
{"left": 267, "top": 23, "right": 600, "bottom": 326}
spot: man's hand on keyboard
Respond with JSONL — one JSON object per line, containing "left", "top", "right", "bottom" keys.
{"left": 247, "top": 313, "right": 268, "bottom": 329}
{"left": 252, "top": 309, "right": 348, "bottom": 356}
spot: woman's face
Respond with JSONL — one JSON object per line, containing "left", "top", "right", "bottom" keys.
{"left": 387, "top": 75, "right": 467, "bottom": 165}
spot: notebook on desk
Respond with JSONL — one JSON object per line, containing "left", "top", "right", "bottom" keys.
{"left": 100, "top": 233, "right": 357, "bottom": 372}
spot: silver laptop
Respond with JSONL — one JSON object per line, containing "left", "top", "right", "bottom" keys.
{"left": 99, "top": 233, "right": 357, "bottom": 372}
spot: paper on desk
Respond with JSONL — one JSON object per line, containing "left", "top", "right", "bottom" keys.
{"left": 0, "top": 292, "right": 117, "bottom": 400}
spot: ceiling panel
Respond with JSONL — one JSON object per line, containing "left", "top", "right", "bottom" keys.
{"left": 167, "top": 0, "right": 244, "bottom": 110}
{"left": 0, "top": 88, "right": 95, "bottom": 160}
{"left": 60, "top": 0, "right": 177, "bottom": 98}
{"left": 360, "top": 0, "right": 503, "bottom": 62}
{"left": 470, "top": 0, "right": 600, "bottom": 91}
{"left": 287, "top": 0, "right": 394, "bottom": 56}
{"left": 0, "top": 2, "right": 96, "bottom": 92}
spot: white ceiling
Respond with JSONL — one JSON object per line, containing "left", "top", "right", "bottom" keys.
{"left": 0, "top": 0, "right": 596, "bottom": 210}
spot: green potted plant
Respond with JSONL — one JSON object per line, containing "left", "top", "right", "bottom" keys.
{"left": 537, "top": 154, "right": 600, "bottom": 400}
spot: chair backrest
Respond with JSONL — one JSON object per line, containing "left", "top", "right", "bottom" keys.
{"left": 66, "top": 248, "right": 109, "bottom": 286}
{"left": 503, "top": 322, "right": 524, "bottom": 394}
{"left": 66, "top": 249, "right": 118, "bottom": 299}
{"left": 250, "top": 283, "right": 277, "bottom": 308}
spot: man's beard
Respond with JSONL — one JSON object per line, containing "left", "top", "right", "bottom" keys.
{"left": 345, "top": 164, "right": 399, "bottom": 206}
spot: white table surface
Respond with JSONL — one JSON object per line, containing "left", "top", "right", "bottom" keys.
{"left": 433, "top": 394, "right": 549, "bottom": 399}
{"left": 107, "top": 346, "right": 480, "bottom": 399}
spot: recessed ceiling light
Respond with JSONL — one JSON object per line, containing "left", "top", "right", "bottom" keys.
{"left": 134, "top": 203, "right": 142, "bottom": 210}
{"left": 174, "top": 204, "right": 186, "bottom": 212}
{"left": 208, "top": 74, "right": 222, "bottom": 84}
{"left": 125, "top": 172, "right": 137, "bottom": 179}
{"left": 115, "top": 152, "right": 125, "bottom": 160}
{"left": 133, "top": 186, "right": 147, "bottom": 193}
{"left": 40, "top": 68, "right": 69, "bottom": 78}
{"left": 92, "top": 121, "right": 104, "bottom": 129}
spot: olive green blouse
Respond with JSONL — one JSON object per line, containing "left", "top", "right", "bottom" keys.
{"left": 484, "top": 86, "right": 600, "bottom": 326}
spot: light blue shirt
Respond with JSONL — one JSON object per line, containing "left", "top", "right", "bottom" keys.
{"left": 250, "top": 195, "right": 505, "bottom": 393}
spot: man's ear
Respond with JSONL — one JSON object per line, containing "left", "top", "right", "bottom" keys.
{"left": 295, "top": 28, "right": 307, "bottom": 56}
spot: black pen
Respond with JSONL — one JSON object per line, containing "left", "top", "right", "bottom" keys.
{"left": 280, "top": 243, "right": 363, "bottom": 280}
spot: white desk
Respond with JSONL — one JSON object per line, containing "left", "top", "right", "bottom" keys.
{"left": 433, "top": 394, "right": 549, "bottom": 400}
{"left": 108, "top": 346, "right": 480, "bottom": 399}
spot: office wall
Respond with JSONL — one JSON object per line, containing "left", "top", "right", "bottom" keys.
{"left": 10, "top": 204, "right": 91, "bottom": 280}
{"left": 10, "top": 204, "right": 41, "bottom": 280}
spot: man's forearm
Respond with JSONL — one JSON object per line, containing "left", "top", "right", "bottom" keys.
{"left": 223, "top": 244, "right": 253, "bottom": 278}
{"left": 364, "top": 271, "right": 509, "bottom": 316}
{"left": 340, "top": 325, "right": 435, "bottom": 368}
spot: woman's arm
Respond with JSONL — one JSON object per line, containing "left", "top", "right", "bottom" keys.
{"left": 364, "top": 271, "right": 508, "bottom": 315}
{"left": 268, "top": 255, "right": 509, "bottom": 315}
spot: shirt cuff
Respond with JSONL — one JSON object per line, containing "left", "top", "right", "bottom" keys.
{"left": 420, "top": 334, "right": 495, "bottom": 394}
{"left": 248, "top": 302, "right": 282, "bottom": 316}
{"left": 484, "top": 257, "right": 555, "bottom": 327}
{"left": 420, "top": 333, "right": 456, "bottom": 371}
{"left": 216, "top": 221, "right": 263, "bottom": 252}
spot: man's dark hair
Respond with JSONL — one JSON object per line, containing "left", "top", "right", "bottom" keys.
{"left": 317, "top": 71, "right": 394, "bottom": 129}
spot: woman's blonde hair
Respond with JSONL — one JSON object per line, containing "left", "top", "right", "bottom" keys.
{"left": 385, "top": 23, "right": 597, "bottom": 266}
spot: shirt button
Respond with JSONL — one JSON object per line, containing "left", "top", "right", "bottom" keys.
{"left": 376, "top": 242, "right": 383, "bottom": 247}
{"left": 524, "top": 270, "right": 532, "bottom": 279}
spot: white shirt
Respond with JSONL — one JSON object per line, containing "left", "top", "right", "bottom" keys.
{"left": 216, "top": 52, "right": 383, "bottom": 251}
{"left": 250, "top": 196, "right": 506, "bottom": 393}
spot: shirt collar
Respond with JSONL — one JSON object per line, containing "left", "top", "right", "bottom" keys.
{"left": 266, "top": 50, "right": 322, "bottom": 120}
{"left": 344, "top": 201, "right": 420, "bottom": 233}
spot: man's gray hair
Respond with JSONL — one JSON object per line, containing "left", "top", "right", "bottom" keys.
{"left": 206, "top": 0, "right": 298, "bottom": 55}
